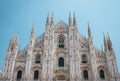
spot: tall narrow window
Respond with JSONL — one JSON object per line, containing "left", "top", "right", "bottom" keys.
{"left": 100, "top": 70, "right": 105, "bottom": 79}
{"left": 82, "top": 55, "right": 87, "bottom": 63}
{"left": 58, "top": 35, "right": 64, "bottom": 48}
{"left": 34, "top": 70, "right": 39, "bottom": 80}
{"left": 17, "top": 70, "right": 22, "bottom": 80}
{"left": 58, "top": 57, "right": 64, "bottom": 67}
{"left": 35, "top": 55, "right": 40, "bottom": 63}
{"left": 83, "top": 70, "right": 88, "bottom": 80}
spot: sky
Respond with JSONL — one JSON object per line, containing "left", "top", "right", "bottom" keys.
{"left": 0, "top": 0, "right": 120, "bottom": 72}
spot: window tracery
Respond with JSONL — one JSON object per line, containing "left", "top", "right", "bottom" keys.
{"left": 35, "top": 55, "right": 41, "bottom": 63}
{"left": 58, "top": 35, "right": 65, "bottom": 48}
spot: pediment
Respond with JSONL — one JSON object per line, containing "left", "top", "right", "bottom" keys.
{"left": 54, "top": 21, "right": 68, "bottom": 33}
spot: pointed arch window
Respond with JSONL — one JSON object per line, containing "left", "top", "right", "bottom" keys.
{"left": 17, "top": 70, "right": 22, "bottom": 80}
{"left": 100, "top": 70, "right": 105, "bottom": 79}
{"left": 58, "top": 35, "right": 64, "bottom": 48}
{"left": 35, "top": 55, "right": 41, "bottom": 63}
{"left": 83, "top": 70, "right": 88, "bottom": 80}
{"left": 34, "top": 70, "right": 39, "bottom": 80}
{"left": 82, "top": 55, "right": 87, "bottom": 63}
{"left": 58, "top": 57, "right": 64, "bottom": 67}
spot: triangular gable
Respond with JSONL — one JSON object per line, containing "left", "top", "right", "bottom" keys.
{"left": 54, "top": 21, "right": 68, "bottom": 33}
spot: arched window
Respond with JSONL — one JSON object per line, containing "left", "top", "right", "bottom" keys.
{"left": 82, "top": 55, "right": 87, "bottom": 63}
{"left": 100, "top": 70, "right": 105, "bottom": 79}
{"left": 35, "top": 55, "right": 41, "bottom": 63}
{"left": 58, "top": 57, "right": 64, "bottom": 67}
{"left": 58, "top": 35, "right": 64, "bottom": 48}
{"left": 83, "top": 70, "right": 88, "bottom": 80}
{"left": 17, "top": 70, "right": 22, "bottom": 80}
{"left": 34, "top": 70, "right": 39, "bottom": 80}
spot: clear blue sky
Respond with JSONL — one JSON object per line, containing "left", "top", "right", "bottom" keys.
{"left": 0, "top": 0, "right": 120, "bottom": 72}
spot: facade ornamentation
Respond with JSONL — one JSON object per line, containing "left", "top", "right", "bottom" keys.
{"left": 1, "top": 12, "right": 120, "bottom": 81}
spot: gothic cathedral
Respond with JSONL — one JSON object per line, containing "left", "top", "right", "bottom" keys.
{"left": 1, "top": 13, "right": 120, "bottom": 81}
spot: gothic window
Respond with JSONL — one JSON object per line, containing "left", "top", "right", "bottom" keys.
{"left": 35, "top": 55, "right": 41, "bottom": 63}
{"left": 100, "top": 70, "right": 105, "bottom": 79}
{"left": 17, "top": 70, "right": 22, "bottom": 80}
{"left": 83, "top": 70, "right": 88, "bottom": 80}
{"left": 58, "top": 35, "right": 64, "bottom": 48}
{"left": 58, "top": 57, "right": 64, "bottom": 67}
{"left": 82, "top": 55, "right": 87, "bottom": 63}
{"left": 34, "top": 70, "right": 39, "bottom": 80}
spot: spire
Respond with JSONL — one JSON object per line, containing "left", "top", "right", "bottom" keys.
{"left": 103, "top": 33, "right": 108, "bottom": 51}
{"left": 69, "top": 11, "right": 72, "bottom": 26}
{"left": 8, "top": 33, "right": 18, "bottom": 51}
{"left": 101, "top": 44, "right": 104, "bottom": 54}
{"left": 8, "top": 34, "right": 14, "bottom": 51}
{"left": 51, "top": 12, "right": 54, "bottom": 25}
{"left": 73, "top": 12, "right": 77, "bottom": 26}
{"left": 107, "top": 32, "right": 113, "bottom": 51}
{"left": 46, "top": 12, "right": 50, "bottom": 25}
{"left": 31, "top": 23, "right": 35, "bottom": 35}
{"left": 30, "top": 23, "right": 35, "bottom": 41}
{"left": 15, "top": 34, "right": 18, "bottom": 46}
{"left": 88, "top": 22, "right": 92, "bottom": 38}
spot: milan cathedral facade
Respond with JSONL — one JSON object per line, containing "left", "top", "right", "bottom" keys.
{"left": 1, "top": 13, "right": 120, "bottom": 81}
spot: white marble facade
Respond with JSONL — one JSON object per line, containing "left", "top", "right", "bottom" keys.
{"left": 1, "top": 13, "right": 120, "bottom": 81}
